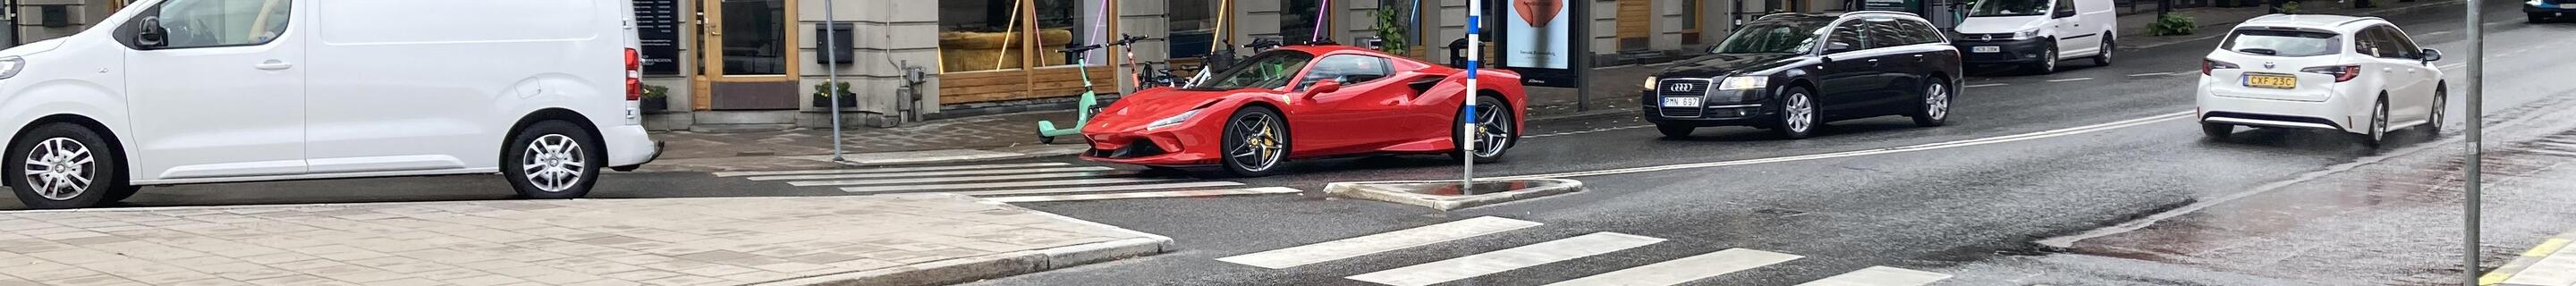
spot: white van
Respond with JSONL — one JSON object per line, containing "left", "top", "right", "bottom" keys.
{"left": 1950, "top": 0, "right": 2118, "bottom": 73}
{"left": 0, "top": 0, "right": 658, "bottom": 208}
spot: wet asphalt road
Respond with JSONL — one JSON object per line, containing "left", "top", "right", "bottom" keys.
{"left": 4, "top": 2, "right": 2570, "bottom": 285}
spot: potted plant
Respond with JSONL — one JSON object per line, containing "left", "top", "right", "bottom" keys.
{"left": 811, "top": 81, "right": 857, "bottom": 108}
{"left": 639, "top": 84, "right": 670, "bottom": 112}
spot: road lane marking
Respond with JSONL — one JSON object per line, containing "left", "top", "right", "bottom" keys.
{"left": 2128, "top": 72, "right": 2172, "bottom": 77}
{"left": 784, "top": 172, "right": 1123, "bottom": 187}
{"left": 1217, "top": 216, "right": 1544, "bottom": 269}
{"left": 2046, "top": 78, "right": 2094, "bottom": 82}
{"left": 1530, "top": 125, "right": 1655, "bottom": 139}
{"left": 1964, "top": 83, "right": 2010, "bottom": 88}
{"left": 950, "top": 181, "right": 1248, "bottom": 197}
{"left": 1495, "top": 111, "right": 2195, "bottom": 180}
{"left": 1345, "top": 232, "right": 1664, "bottom": 286}
{"left": 1542, "top": 248, "right": 1801, "bottom": 286}
{"left": 749, "top": 166, "right": 1113, "bottom": 181}
{"left": 1794, "top": 266, "right": 1955, "bottom": 286}
{"left": 2424, "top": 30, "right": 2455, "bottom": 36}
{"left": 712, "top": 162, "right": 1071, "bottom": 177}
{"left": 983, "top": 187, "right": 1302, "bottom": 203}
{"left": 838, "top": 178, "right": 1176, "bottom": 193}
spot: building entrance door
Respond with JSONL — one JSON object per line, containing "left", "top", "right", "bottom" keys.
{"left": 694, "top": 0, "right": 801, "bottom": 110}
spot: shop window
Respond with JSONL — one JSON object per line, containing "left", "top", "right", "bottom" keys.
{"left": 936, "top": 0, "right": 1088, "bottom": 72}
{"left": 1033, "top": 0, "right": 1085, "bottom": 66}
{"left": 1282, "top": 0, "right": 1321, "bottom": 44}
{"left": 1168, "top": 0, "right": 1219, "bottom": 59}
{"left": 720, "top": 0, "right": 786, "bottom": 75}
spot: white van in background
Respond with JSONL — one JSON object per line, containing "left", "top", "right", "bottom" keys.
{"left": 0, "top": 0, "right": 658, "bottom": 209}
{"left": 1949, "top": 0, "right": 2118, "bottom": 73}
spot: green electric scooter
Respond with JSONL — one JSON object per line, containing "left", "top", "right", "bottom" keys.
{"left": 1036, "top": 35, "right": 1146, "bottom": 144}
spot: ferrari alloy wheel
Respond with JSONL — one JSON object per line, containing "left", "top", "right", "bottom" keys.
{"left": 1220, "top": 107, "right": 1288, "bottom": 177}
{"left": 1776, "top": 88, "right": 1817, "bottom": 139}
{"left": 1453, "top": 95, "right": 1513, "bottom": 163}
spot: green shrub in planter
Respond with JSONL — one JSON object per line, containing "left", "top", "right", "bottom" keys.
{"left": 639, "top": 85, "right": 671, "bottom": 112}
{"left": 2148, "top": 13, "right": 2198, "bottom": 36}
{"left": 811, "top": 81, "right": 857, "bottom": 108}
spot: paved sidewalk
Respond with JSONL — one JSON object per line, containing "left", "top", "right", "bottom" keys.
{"left": 0, "top": 194, "right": 1169, "bottom": 286}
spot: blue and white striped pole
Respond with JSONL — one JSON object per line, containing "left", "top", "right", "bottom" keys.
{"left": 1462, "top": 0, "right": 1482, "bottom": 187}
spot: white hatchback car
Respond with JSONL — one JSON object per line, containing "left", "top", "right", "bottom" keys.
{"left": 2197, "top": 14, "right": 2445, "bottom": 147}
{"left": 0, "top": 0, "right": 659, "bottom": 209}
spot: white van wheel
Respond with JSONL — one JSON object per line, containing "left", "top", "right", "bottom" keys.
{"left": 504, "top": 121, "right": 602, "bottom": 198}
{"left": 7, "top": 123, "right": 125, "bottom": 209}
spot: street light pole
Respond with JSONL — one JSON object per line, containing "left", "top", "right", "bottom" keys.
{"left": 2463, "top": 0, "right": 2485, "bottom": 283}
{"left": 825, "top": 0, "right": 844, "bottom": 162}
{"left": 1463, "top": 0, "right": 1484, "bottom": 188}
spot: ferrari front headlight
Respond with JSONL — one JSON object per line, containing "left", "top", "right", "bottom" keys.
{"left": 1147, "top": 110, "right": 1201, "bottom": 130}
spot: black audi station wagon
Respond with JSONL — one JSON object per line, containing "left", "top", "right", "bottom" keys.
{"left": 1641, "top": 12, "right": 1965, "bottom": 139}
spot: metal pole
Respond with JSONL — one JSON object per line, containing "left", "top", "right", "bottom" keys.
{"left": 826, "top": 0, "right": 844, "bottom": 162}
{"left": 2463, "top": 0, "right": 2485, "bottom": 282}
{"left": 1464, "top": 0, "right": 1483, "bottom": 188}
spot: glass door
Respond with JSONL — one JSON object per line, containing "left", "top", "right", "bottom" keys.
{"left": 697, "top": 0, "right": 801, "bottom": 110}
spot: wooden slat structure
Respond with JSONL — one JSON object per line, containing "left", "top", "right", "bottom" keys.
{"left": 939, "top": 65, "right": 1117, "bottom": 105}
{"left": 1617, "top": 0, "right": 1652, "bottom": 50}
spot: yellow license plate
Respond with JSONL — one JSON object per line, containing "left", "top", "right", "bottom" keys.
{"left": 2243, "top": 74, "right": 2298, "bottom": 89}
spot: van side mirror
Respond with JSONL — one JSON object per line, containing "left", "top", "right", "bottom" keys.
{"left": 134, "top": 16, "right": 167, "bottom": 47}
{"left": 2419, "top": 48, "right": 2443, "bottom": 62}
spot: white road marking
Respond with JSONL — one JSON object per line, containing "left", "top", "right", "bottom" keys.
{"left": 2128, "top": 72, "right": 2172, "bottom": 77}
{"left": 1217, "top": 216, "right": 1545, "bottom": 269}
{"left": 983, "top": 187, "right": 1303, "bottom": 203}
{"left": 2046, "top": 78, "right": 2094, "bottom": 82}
{"left": 838, "top": 178, "right": 1176, "bottom": 193}
{"left": 1542, "top": 248, "right": 1802, "bottom": 286}
{"left": 1795, "top": 266, "right": 1955, "bottom": 286}
{"left": 1964, "top": 83, "right": 2010, "bottom": 88}
{"left": 1494, "top": 111, "right": 2194, "bottom": 180}
{"left": 951, "top": 181, "right": 1249, "bottom": 197}
{"left": 749, "top": 166, "right": 1113, "bottom": 181}
{"left": 2424, "top": 30, "right": 2455, "bottom": 36}
{"left": 712, "top": 162, "right": 1071, "bottom": 177}
{"left": 1345, "top": 232, "right": 1665, "bottom": 286}
{"left": 784, "top": 172, "right": 1121, "bottom": 187}
{"left": 1530, "top": 125, "right": 1655, "bottom": 139}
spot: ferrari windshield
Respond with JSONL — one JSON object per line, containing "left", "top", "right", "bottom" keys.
{"left": 1184, "top": 50, "right": 1316, "bottom": 90}
{"left": 1712, "top": 21, "right": 1824, "bottom": 54}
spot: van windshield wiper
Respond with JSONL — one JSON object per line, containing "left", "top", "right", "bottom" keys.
{"left": 2237, "top": 48, "right": 2280, "bottom": 55}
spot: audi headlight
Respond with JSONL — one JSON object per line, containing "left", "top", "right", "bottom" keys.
{"left": 2012, "top": 29, "right": 2041, "bottom": 40}
{"left": 1146, "top": 110, "right": 1200, "bottom": 130}
{"left": 0, "top": 56, "right": 23, "bottom": 80}
{"left": 1642, "top": 76, "right": 1658, "bottom": 89}
{"left": 1716, "top": 76, "right": 1767, "bottom": 90}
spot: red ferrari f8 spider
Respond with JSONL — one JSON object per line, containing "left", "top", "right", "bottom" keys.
{"left": 1079, "top": 45, "right": 1529, "bottom": 177}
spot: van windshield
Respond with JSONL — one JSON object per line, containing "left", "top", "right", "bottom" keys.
{"left": 1969, "top": 0, "right": 2049, "bottom": 17}
{"left": 2219, "top": 29, "right": 2343, "bottom": 57}
{"left": 1712, "top": 21, "right": 1824, "bottom": 54}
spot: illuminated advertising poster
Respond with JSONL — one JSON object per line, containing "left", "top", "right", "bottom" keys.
{"left": 1504, "top": 0, "right": 1569, "bottom": 69}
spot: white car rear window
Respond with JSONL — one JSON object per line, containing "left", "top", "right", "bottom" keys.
{"left": 2219, "top": 29, "right": 2343, "bottom": 57}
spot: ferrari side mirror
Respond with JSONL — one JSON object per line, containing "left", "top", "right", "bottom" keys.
{"left": 1307, "top": 79, "right": 1343, "bottom": 95}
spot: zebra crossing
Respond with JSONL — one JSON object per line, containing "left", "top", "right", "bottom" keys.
{"left": 709, "top": 162, "right": 1301, "bottom": 203}
{"left": 1217, "top": 216, "right": 1953, "bottom": 286}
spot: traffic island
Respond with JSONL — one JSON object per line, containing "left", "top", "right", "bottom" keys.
{"left": 1324, "top": 179, "right": 1585, "bottom": 211}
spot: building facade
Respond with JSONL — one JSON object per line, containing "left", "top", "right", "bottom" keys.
{"left": 0, "top": 0, "right": 1850, "bottom": 131}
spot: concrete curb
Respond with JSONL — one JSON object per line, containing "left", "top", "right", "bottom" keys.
{"left": 1324, "top": 179, "right": 1585, "bottom": 211}
{"left": 756, "top": 195, "right": 1175, "bottom": 286}
{"left": 2125, "top": 1, "right": 2458, "bottom": 50}
{"left": 796, "top": 145, "right": 1087, "bottom": 167}
{"left": 2480, "top": 229, "right": 2576, "bottom": 286}
{"left": 754, "top": 237, "right": 1166, "bottom": 286}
